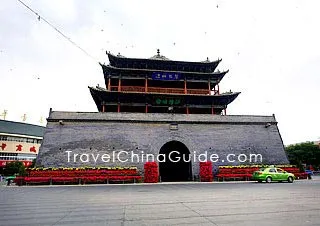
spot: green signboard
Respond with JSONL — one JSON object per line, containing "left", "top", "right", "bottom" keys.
{"left": 153, "top": 97, "right": 183, "bottom": 106}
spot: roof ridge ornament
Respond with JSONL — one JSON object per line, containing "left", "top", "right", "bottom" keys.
{"left": 201, "top": 57, "right": 211, "bottom": 63}
{"left": 149, "top": 49, "right": 171, "bottom": 61}
{"left": 116, "top": 52, "right": 125, "bottom": 58}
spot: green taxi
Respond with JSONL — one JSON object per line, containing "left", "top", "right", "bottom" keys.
{"left": 252, "top": 167, "right": 295, "bottom": 183}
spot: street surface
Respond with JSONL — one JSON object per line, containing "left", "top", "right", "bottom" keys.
{"left": 0, "top": 178, "right": 319, "bottom": 226}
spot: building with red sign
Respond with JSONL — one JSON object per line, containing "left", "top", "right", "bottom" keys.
{"left": 37, "top": 50, "right": 289, "bottom": 182}
{"left": 0, "top": 119, "right": 44, "bottom": 171}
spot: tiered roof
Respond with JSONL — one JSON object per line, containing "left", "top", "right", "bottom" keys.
{"left": 107, "top": 51, "right": 222, "bottom": 73}
{"left": 89, "top": 50, "right": 240, "bottom": 114}
{"left": 89, "top": 86, "right": 240, "bottom": 112}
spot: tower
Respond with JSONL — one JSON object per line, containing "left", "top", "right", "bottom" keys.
{"left": 89, "top": 50, "right": 240, "bottom": 115}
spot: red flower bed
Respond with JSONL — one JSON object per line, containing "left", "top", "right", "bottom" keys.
{"left": 216, "top": 173, "right": 252, "bottom": 178}
{"left": 28, "top": 168, "right": 138, "bottom": 177}
{"left": 294, "top": 172, "right": 308, "bottom": 179}
{"left": 15, "top": 167, "right": 142, "bottom": 185}
{"left": 218, "top": 167, "right": 259, "bottom": 175}
{"left": 81, "top": 175, "right": 142, "bottom": 183}
{"left": 51, "top": 177, "right": 78, "bottom": 183}
{"left": 14, "top": 176, "right": 26, "bottom": 186}
{"left": 281, "top": 167, "right": 300, "bottom": 173}
{"left": 199, "top": 161, "right": 213, "bottom": 182}
{"left": 24, "top": 177, "right": 51, "bottom": 183}
{"left": 144, "top": 162, "right": 158, "bottom": 183}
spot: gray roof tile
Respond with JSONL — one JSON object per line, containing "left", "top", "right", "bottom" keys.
{"left": 0, "top": 120, "right": 45, "bottom": 137}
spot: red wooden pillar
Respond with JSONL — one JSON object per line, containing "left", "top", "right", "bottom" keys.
{"left": 208, "top": 79, "right": 211, "bottom": 95}
{"left": 108, "top": 77, "right": 111, "bottom": 90}
{"left": 186, "top": 106, "right": 189, "bottom": 114}
{"left": 217, "top": 84, "right": 220, "bottom": 95}
{"left": 118, "top": 78, "right": 121, "bottom": 91}
{"left": 117, "top": 103, "right": 120, "bottom": 113}
{"left": 184, "top": 79, "right": 187, "bottom": 94}
{"left": 211, "top": 106, "right": 215, "bottom": 115}
{"left": 102, "top": 104, "right": 106, "bottom": 113}
{"left": 145, "top": 104, "right": 148, "bottom": 113}
{"left": 224, "top": 108, "right": 227, "bottom": 115}
{"left": 145, "top": 77, "right": 148, "bottom": 92}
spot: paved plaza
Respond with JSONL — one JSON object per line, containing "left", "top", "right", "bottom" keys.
{"left": 0, "top": 178, "right": 320, "bottom": 226}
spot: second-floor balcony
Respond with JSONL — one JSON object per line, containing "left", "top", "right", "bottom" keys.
{"left": 109, "top": 86, "right": 210, "bottom": 95}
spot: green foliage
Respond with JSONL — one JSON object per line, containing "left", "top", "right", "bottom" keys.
{"left": 285, "top": 142, "right": 320, "bottom": 170}
{"left": 4, "top": 161, "right": 26, "bottom": 176}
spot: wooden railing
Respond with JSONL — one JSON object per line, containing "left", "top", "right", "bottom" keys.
{"left": 147, "top": 87, "right": 185, "bottom": 94}
{"left": 109, "top": 86, "right": 210, "bottom": 95}
{"left": 187, "top": 89, "right": 209, "bottom": 95}
{"left": 110, "top": 86, "right": 119, "bottom": 91}
{"left": 121, "top": 86, "right": 145, "bottom": 92}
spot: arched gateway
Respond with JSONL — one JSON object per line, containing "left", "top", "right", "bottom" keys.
{"left": 159, "top": 141, "right": 192, "bottom": 182}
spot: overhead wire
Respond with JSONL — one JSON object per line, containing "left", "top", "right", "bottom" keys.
{"left": 17, "top": 0, "right": 98, "bottom": 62}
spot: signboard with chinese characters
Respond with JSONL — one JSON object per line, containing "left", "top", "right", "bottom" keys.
{"left": 152, "top": 72, "right": 181, "bottom": 81}
{"left": 153, "top": 96, "right": 184, "bottom": 106}
{"left": 0, "top": 141, "right": 40, "bottom": 154}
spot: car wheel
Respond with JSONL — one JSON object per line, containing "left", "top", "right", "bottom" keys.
{"left": 287, "top": 176, "right": 293, "bottom": 183}
{"left": 266, "top": 177, "right": 272, "bottom": 183}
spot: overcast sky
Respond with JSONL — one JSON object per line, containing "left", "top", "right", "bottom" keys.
{"left": 1, "top": 0, "right": 319, "bottom": 145}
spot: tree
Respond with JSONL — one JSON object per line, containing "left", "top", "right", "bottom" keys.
{"left": 4, "top": 161, "right": 26, "bottom": 176}
{"left": 285, "top": 142, "right": 320, "bottom": 170}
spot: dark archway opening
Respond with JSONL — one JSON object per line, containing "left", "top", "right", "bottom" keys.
{"left": 159, "top": 141, "right": 192, "bottom": 182}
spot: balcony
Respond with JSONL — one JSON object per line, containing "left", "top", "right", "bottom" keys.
{"left": 110, "top": 86, "right": 210, "bottom": 95}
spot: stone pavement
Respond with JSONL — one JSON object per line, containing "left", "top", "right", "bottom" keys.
{"left": 0, "top": 179, "right": 319, "bottom": 226}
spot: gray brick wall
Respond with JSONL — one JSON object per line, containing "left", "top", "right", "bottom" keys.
{"left": 37, "top": 112, "right": 289, "bottom": 177}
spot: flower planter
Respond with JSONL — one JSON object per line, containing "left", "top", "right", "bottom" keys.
{"left": 199, "top": 161, "right": 213, "bottom": 182}
{"left": 144, "top": 162, "right": 158, "bottom": 183}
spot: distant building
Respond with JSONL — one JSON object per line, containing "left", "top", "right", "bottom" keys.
{"left": 0, "top": 120, "right": 45, "bottom": 170}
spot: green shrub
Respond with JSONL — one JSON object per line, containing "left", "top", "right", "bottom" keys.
{"left": 4, "top": 161, "right": 26, "bottom": 176}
